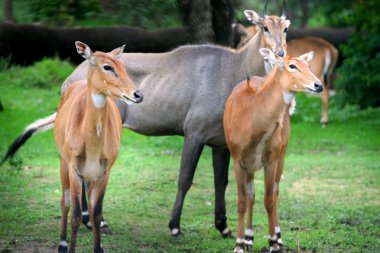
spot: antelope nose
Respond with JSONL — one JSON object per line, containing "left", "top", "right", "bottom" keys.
{"left": 134, "top": 91, "right": 143, "bottom": 103}
{"left": 314, "top": 82, "right": 323, "bottom": 93}
{"left": 275, "top": 50, "right": 284, "bottom": 58}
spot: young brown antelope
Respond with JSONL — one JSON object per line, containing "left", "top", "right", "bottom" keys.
{"left": 224, "top": 49, "right": 323, "bottom": 253}
{"left": 235, "top": 24, "right": 338, "bottom": 127}
{"left": 54, "top": 41, "right": 143, "bottom": 253}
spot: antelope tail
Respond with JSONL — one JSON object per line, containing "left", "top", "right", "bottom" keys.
{"left": 1, "top": 112, "right": 56, "bottom": 165}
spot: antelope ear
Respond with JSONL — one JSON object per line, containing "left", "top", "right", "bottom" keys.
{"left": 75, "top": 41, "right": 96, "bottom": 65}
{"left": 232, "top": 23, "right": 249, "bottom": 36}
{"left": 110, "top": 44, "right": 125, "bottom": 59}
{"left": 244, "top": 10, "right": 261, "bottom": 24}
{"left": 298, "top": 51, "right": 314, "bottom": 63}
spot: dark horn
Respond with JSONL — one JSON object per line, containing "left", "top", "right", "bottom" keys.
{"left": 281, "top": 0, "right": 287, "bottom": 19}
{"left": 263, "top": 0, "right": 268, "bottom": 18}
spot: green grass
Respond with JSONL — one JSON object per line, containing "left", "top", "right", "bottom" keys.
{"left": 0, "top": 59, "right": 380, "bottom": 253}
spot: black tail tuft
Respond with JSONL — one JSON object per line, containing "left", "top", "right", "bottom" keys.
{"left": 1, "top": 128, "right": 37, "bottom": 166}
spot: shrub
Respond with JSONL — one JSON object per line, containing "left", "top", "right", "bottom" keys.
{"left": 335, "top": 0, "right": 380, "bottom": 108}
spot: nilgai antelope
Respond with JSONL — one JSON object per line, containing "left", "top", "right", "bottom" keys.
{"left": 2, "top": 1, "right": 291, "bottom": 237}
{"left": 235, "top": 23, "right": 338, "bottom": 126}
{"left": 224, "top": 49, "right": 323, "bottom": 253}
{"left": 55, "top": 41, "right": 142, "bottom": 253}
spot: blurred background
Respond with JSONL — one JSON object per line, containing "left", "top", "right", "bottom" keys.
{"left": 0, "top": 0, "right": 379, "bottom": 109}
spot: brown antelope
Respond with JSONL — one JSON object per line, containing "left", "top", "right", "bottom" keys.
{"left": 235, "top": 23, "right": 338, "bottom": 126}
{"left": 54, "top": 41, "right": 143, "bottom": 253}
{"left": 224, "top": 49, "right": 323, "bottom": 253}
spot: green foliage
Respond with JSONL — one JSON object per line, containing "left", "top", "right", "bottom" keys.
{"left": 2, "top": 58, "right": 74, "bottom": 89}
{"left": 4, "top": 0, "right": 181, "bottom": 29}
{"left": 335, "top": 0, "right": 380, "bottom": 108}
{"left": 28, "top": 0, "right": 101, "bottom": 26}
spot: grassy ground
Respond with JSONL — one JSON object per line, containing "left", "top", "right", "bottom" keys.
{"left": 0, "top": 59, "right": 379, "bottom": 253}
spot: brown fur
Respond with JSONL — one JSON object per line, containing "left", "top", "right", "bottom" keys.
{"left": 224, "top": 54, "right": 321, "bottom": 253}
{"left": 238, "top": 25, "right": 338, "bottom": 125}
{"left": 54, "top": 43, "right": 140, "bottom": 253}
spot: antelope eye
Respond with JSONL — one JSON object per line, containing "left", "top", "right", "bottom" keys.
{"left": 289, "top": 64, "right": 297, "bottom": 70}
{"left": 284, "top": 27, "right": 288, "bottom": 33}
{"left": 263, "top": 26, "right": 269, "bottom": 32}
{"left": 103, "top": 65, "right": 114, "bottom": 72}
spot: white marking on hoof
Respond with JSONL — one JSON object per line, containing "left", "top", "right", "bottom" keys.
{"left": 171, "top": 228, "right": 179, "bottom": 235}
{"left": 59, "top": 240, "right": 67, "bottom": 247}
{"left": 100, "top": 221, "right": 108, "bottom": 227}
{"left": 277, "top": 238, "right": 283, "bottom": 245}
{"left": 245, "top": 239, "right": 253, "bottom": 246}
{"left": 82, "top": 211, "right": 89, "bottom": 216}
{"left": 275, "top": 226, "right": 281, "bottom": 234}
{"left": 222, "top": 228, "right": 230, "bottom": 235}
{"left": 233, "top": 248, "right": 244, "bottom": 253}
{"left": 87, "top": 221, "right": 92, "bottom": 228}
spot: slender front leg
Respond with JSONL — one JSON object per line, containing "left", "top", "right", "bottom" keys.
{"left": 264, "top": 161, "right": 281, "bottom": 253}
{"left": 59, "top": 157, "right": 69, "bottom": 253}
{"left": 68, "top": 167, "right": 83, "bottom": 253}
{"left": 88, "top": 173, "right": 110, "bottom": 253}
{"left": 244, "top": 173, "right": 255, "bottom": 251}
{"left": 234, "top": 160, "right": 247, "bottom": 253}
{"left": 212, "top": 146, "right": 232, "bottom": 237}
{"left": 168, "top": 136, "right": 205, "bottom": 236}
{"left": 81, "top": 182, "right": 111, "bottom": 235}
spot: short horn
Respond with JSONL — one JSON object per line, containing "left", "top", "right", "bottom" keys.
{"left": 281, "top": 0, "right": 287, "bottom": 19}
{"left": 263, "top": 0, "right": 268, "bottom": 18}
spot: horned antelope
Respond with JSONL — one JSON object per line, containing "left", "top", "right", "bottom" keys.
{"left": 54, "top": 41, "right": 142, "bottom": 253}
{"left": 224, "top": 49, "right": 323, "bottom": 253}
{"left": 3, "top": 1, "right": 291, "bottom": 238}
{"left": 235, "top": 23, "right": 338, "bottom": 126}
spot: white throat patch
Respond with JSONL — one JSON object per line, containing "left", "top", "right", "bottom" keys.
{"left": 91, "top": 93, "right": 106, "bottom": 109}
{"left": 283, "top": 91, "right": 295, "bottom": 105}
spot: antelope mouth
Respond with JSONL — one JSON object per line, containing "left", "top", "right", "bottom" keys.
{"left": 122, "top": 91, "right": 143, "bottom": 104}
{"left": 306, "top": 87, "right": 323, "bottom": 94}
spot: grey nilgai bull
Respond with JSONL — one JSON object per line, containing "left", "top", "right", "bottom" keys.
{"left": 2, "top": 2, "right": 290, "bottom": 238}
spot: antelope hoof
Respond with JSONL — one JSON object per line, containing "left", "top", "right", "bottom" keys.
{"left": 320, "top": 121, "right": 328, "bottom": 128}
{"left": 95, "top": 247, "right": 105, "bottom": 253}
{"left": 222, "top": 228, "right": 234, "bottom": 239}
{"left": 171, "top": 228, "right": 184, "bottom": 237}
{"left": 233, "top": 247, "right": 244, "bottom": 253}
{"left": 58, "top": 245, "right": 67, "bottom": 253}
{"left": 100, "top": 221, "right": 112, "bottom": 235}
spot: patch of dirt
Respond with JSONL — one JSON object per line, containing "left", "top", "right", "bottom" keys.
{"left": 1, "top": 239, "right": 56, "bottom": 253}
{"left": 287, "top": 178, "right": 380, "bottom": 205}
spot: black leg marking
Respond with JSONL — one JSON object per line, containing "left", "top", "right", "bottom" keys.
{"left": 169, "top": 136, "right": 205, "bottom": 236}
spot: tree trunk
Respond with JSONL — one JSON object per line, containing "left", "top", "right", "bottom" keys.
{"left": 100, "top": 0, "right": 119, "bottom": 12}
{"left": 211, "top": 0, "right": 234, "bottom": 46}
{"left": 177, "top": 0, "right": 215, "bottom": 44}
{"left": 301, "top": 0, "right": 309, "bottom": 28}
{"left": 4, "top": 0, "right": 13, "bottom": 24}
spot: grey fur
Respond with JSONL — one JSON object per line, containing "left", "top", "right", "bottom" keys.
{"left": 62, "top": 30, "right": 265, "bottom": 235}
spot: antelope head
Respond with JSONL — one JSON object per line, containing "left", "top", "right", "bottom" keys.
{"left": 75, "top": 41, "right": 143, "bottom": 105}
{"left": 260, "top": 48, "right": 323, "bottom": 95}
{"left": 244, "top": 0, "right": 290, "bottom": 58}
